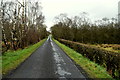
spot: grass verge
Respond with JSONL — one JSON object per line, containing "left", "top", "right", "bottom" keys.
{"left": 2, "top": 39, "right": 46, "bottom": 75}
{"left": 54, "top": 39, "right": 112, "bottom": 78}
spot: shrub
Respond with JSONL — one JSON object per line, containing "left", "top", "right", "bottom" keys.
{"left": 58, "top": 39, "right": 120, "bottom": 79}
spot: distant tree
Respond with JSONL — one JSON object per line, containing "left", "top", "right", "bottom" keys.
{"left": 51, "top": 12, "right": 120, "bottom": 44}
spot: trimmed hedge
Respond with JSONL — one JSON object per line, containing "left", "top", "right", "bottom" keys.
{"left": 58, "top": 39, "right": 120, "bottom": 78}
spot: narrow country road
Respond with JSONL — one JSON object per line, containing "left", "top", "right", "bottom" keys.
{"left": 6, "top": 36, "right": 86, "bottom": 79}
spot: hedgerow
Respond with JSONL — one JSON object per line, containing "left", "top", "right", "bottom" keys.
{"left": 58, "top": 39, "right": 120, "bottom": 79}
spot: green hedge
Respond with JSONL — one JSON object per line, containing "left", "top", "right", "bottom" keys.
{"left": 58, "top": 39, "right": 120, "bottom": 79}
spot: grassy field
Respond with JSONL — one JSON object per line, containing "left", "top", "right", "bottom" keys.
{"left": 2, "top": 39, "right": 46, "bottom": 75}
{"left": 91, "top": 44, "right": 120, "bottom": 53}
{"left": 54, "top": 39, "right": 112, "bottom": 78}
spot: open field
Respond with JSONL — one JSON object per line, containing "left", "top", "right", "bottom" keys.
{"left": 91, "top": 44, "right": 120, "bottom": 53}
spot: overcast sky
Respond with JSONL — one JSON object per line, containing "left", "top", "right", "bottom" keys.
{"left": 38, "top": 0, "right": 120, "bottom": 31}
{"left": 3, "top": 0, "right": 120, "bottom": 30}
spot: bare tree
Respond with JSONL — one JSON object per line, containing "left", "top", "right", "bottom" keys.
{"left": 1, "top": 0, "right": 47, "bottom": 53}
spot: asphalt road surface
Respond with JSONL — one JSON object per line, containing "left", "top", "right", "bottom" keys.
{"left": 6, "top": 36, "right": 86, "bottom": 79}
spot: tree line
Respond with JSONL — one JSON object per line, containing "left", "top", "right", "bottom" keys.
{"left": 1, "top": 0, "right": 48, "bottom": 53}
{"left": 51, "top": 13, "right": 120, "bottom": 44}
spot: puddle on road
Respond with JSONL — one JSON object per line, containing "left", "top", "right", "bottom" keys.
{"left": 50, "top": 41, "right": 71, "bottom": 77}
{"left": 54, "top": 52, "right": 71, "bottom": 77}
{"left": 57, "top": 66, "right": 71, "bottom": 76}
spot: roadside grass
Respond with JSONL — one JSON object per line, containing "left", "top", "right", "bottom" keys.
{"left": 54, "top": 39, "right": 112, "bottom": 78}
{"left": 2, "top": 39, "right": 46, "bottom": 75}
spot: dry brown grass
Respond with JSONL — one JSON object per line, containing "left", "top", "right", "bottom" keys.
{"left": 91, "top": 44, "right": 120, "bottom": 53}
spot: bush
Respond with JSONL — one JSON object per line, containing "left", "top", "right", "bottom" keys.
{"left": 58, "top": 39, "right": 120, "bottom": 79}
